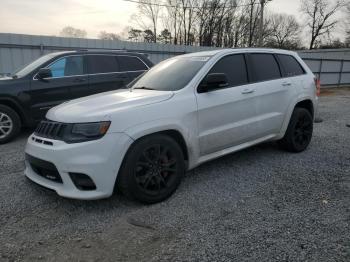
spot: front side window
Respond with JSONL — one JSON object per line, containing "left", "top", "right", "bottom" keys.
{"left": 118, "top": 56, "right": 148, "bottom": 72}
{"left": 208, "top": 54, "right": 248, "bottom": 87}
{"left": 250, "top": 54, "right": 281, "bottom": 82}
{"left": 87, "top": 55, "right": 119, "bottom": 74}
{"left": 49, "top": 56, "right": 84, "bottom": 77}
{"left": 277, "top": 54, "right": 305, "bottom": 77}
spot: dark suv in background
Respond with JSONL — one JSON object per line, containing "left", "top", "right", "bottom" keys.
{"left": 0, "top": 50, "right": 153, "bottom": 144}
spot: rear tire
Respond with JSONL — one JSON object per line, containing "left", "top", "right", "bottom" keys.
{"left": 278, "top": 107, "right": 313, "bottom": 152}
{"left": 0, "top": 105, "right": 21, "bottom": 144}
{"left": 117, "top": 134, "right": 185, "bottom": 204}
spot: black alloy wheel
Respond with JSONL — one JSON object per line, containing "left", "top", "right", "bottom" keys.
{"left": 279, "top": 107, "right": 313, "bottom": 152}
{"left": 117, "top": 134, "right": 185, "bottom": 204}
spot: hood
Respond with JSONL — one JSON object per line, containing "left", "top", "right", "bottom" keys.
{"left": 46, "top": 89, "right": 174, "bottom": 123}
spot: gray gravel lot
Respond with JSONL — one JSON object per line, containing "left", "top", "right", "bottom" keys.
{"left": 0, "top": 89, "right": 349, "bottom": 262}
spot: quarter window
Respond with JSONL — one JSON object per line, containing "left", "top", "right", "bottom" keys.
{"left": 88, "top": 55, "right": 119, "bottom": 74}
{"left": 250, "top": 54, "right": 281, "bottom": 82}
{"left": 118, "top": 56, "right": 148, "bottom": 72}
{"left": 209, "top": 54, "right": 249, "bottom": 87}
{"left": 49, "top": 56, "right": 84, "bottom": 77}
{"left": 277, "top": 54, "right": 305, "bottom": 77}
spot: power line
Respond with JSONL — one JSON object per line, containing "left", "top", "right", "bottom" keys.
{"left": 121, "top": 0, "right": 260, "bottom": 9}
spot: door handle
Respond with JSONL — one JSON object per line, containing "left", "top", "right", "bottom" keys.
{"left": 73, "top": 78, "right": 87, "bottom": 83}
{"left": 282, "top": 81, "right": 292, "bottom": 87}
{"left": 241, "top": 88, "right": 255, "bottom": 94}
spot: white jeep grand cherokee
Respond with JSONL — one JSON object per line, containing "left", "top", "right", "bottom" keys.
{"left": 25, "top": 48, "right": 319, "bottom": 203}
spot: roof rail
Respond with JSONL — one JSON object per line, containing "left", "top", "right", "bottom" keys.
{"left": 76, "top": 49, "right": 128, "bottom": 52}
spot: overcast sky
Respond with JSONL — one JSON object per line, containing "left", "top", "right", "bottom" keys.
{"left": 0, "top": 0, "right": 341, "bottom": 39}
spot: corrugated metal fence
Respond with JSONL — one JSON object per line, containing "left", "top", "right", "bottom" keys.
{"left": 1, "top": 33, "right": 349, "bottom": 86}
{"left": 0, "top": 33, "right": 215, "bottom": 75}
{"left": 302, "top": 58, "right": 350, "bottom": 86}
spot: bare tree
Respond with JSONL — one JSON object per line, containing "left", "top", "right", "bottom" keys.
{"left": 345, "top": 3, "right": 350, "bottom": 46}
{"left": 134, "top": 0, "right": 161, "bottom": 43}
{"left": 98, "top": 31, "right": 121, "bottom": 41}
{"left": 301, "top": 0, "right": 345, "bottom": 49}
{"left": 59, "top": 26, "right": 87, "bottom": 38}
{"left": 266, "top": 13, "right": 301, "bottom": 49}
{"left": 126, "top": 0, "right": 305, "bottom": 49}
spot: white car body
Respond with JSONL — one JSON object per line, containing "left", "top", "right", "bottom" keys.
{"left": 25, "top": 48, "right": 318, "bottom": 200}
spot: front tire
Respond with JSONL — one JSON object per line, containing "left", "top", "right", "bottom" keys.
{"left": 0, "top": 105, "right": 21, "bottom": 144}
{"left": 117, "top": 134, "right": 185, "bottom": 204}
{"left": 279, "top": 107, "right": 313, "bottom": 152}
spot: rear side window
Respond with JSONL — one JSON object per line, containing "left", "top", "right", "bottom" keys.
{"left": 49, "top": 56, "right": 84, "bottom": 77}
{"left": 277, "top": 54, "right": 305, "bottom": 77}
{"left": 118, "top": 56, "right": 148, "bottom": 72}
{"left": 88, "top": 55, "right": 119, "bottom": 74}
{"left": 250, "top": 54, "right": 281, "bottom": 82}
{"left": 209, "top": 54, "right": 249, "bottom": 87}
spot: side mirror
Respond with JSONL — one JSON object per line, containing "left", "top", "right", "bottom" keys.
{"left": 198, "top": 73, "right": 229, "bottom": 93}
{"left": 36, "top": 68, "right": 52, "bottom": 80}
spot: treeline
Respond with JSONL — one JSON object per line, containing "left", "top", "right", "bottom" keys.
{"left": 128, "top": 0, "right": 349, "bottom": 50}
{"left": 59, "top": 0, "right": 350, "bottom": 50}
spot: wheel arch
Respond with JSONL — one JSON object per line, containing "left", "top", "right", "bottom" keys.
{"left": 278, "top": 96, "right": 316, "bottom": 140}
{"left": 0, "top": 97, "right": 28, "bottom": 126}
{"left": 294, "top": 99, "right": 314, "bottom": 119}
{"left": 127, "top": 128, "right": 190, "bottom": 163}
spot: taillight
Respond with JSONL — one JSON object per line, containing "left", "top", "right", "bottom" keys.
{"left": 315, "top": 77, "right": 321, "bottom": 96}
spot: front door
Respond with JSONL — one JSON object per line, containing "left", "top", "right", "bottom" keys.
{"left": 29, "top": 55, "right": 87, "bottom": 121}
{"left": 195, "top": 54, "right": 261, "bottom": 156}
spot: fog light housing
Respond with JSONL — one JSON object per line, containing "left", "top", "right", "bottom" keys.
{"left": 69, "top": 173, "right": 96, "bottom": 191}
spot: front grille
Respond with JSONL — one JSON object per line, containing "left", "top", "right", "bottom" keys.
{"left": 26, "top": 154, "right": 63, "bottom": 183}
{"left": 34, "top": 120, "right": 67, "bottom": 140}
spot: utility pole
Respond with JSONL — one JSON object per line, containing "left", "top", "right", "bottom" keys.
{"left": 258, "top": 0, "right": 266, "bottom": 47}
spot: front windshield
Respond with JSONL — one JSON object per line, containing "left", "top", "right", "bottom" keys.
{"left": 12, "top": 53, "right": 57, "bottom": 78}
{"left": 131, "top": 56, "right": 210, "bottom": 91}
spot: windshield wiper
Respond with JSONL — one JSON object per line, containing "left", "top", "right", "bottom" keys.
{"left": 12, "top": 74, "right": 18, "bottom": 79}
{"left": 133, "top": 86, "right": 155, "bottom": 90}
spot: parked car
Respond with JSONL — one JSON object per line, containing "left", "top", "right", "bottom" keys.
{"left": 0, "top": 50, "right": 153, "bottom": 144}
{"left": 25, "top": 48, "right": 319, "bottom": 204}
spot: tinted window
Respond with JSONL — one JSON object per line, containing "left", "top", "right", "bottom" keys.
{"left": 209, "top": 54, "right": 248, "bottom": 87}
{"left": 250, "top": 54, "right": 281, "bottom": 82}
{"left": 278, "top": 54, "right": 305, "bottom": 77}
{"left": 49, "top": 56, "right": 84, "bottom": 77}
{"left": 118, "top": 56, "right": 148, "bottom": 71}
{"left": 130, "top": 56, "right": 208, "bottom": 91}
{"left": 88, "top": 55, "right": 119, "bottom": 74}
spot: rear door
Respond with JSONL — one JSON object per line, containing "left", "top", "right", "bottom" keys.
{"left": 246, "top": 53, "right": 296, "bottom": 136}
{"left": 29, "top": 55, "right": 87, "bottom": 120}
{"left": 87, "top": 55, "right": 130, "bottom": 94}
{"left": 117, "top": 55, "right": 149, "bottom": 81}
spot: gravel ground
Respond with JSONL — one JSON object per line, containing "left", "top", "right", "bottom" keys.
{"left": 0, "top": 89, "right": 349, "bottom": 262}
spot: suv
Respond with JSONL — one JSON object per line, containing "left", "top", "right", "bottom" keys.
{"left": 0, "top": 50, "right": 153, "bottom": 144}
{"left": 25, "top": 49, "right": 319, "bottom": 204}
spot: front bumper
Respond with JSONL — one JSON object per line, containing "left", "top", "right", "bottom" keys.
{"left": 24, "top": 132, "right": 133, "bottom": 200}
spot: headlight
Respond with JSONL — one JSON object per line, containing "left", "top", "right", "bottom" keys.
{"left": 64, "top": 121, "right": 111, "bottom": 143}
